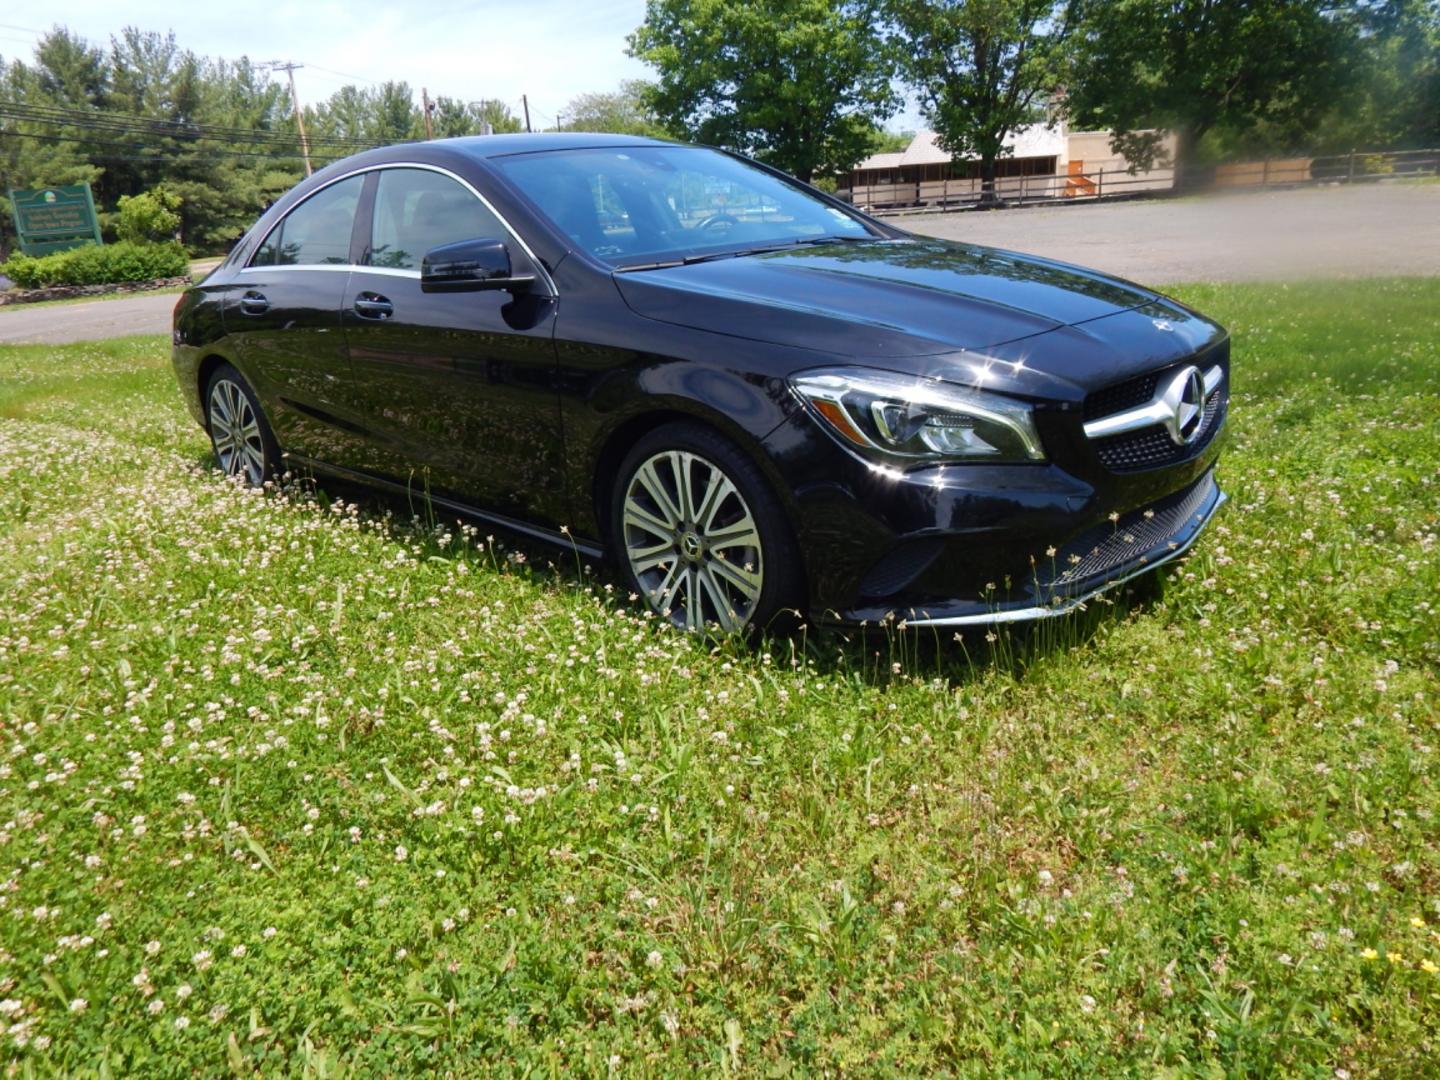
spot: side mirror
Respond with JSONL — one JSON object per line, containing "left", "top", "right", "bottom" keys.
{"left": 420, "top": 237, "right": 535, "bottom": 293}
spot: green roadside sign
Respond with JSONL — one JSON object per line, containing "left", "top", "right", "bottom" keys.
{"left": 8, "top": 184, "right": 103, "bottom": 255}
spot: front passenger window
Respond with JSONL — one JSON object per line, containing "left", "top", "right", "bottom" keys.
{"left": 370, "top": 168, "right": 507, "bottom": 270}
{"left": 253, "top": 174, "right": 364, "bottom": 267}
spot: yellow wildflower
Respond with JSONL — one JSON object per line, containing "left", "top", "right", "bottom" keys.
{"left": 1422, "top": 959, "right": 1438, "bottom": 974}
{"left": 1411, "top": 916, "right": 1427, "bottom": 929}
{"left": 1361, "top": 948, "right": 1378, "bottom": 961}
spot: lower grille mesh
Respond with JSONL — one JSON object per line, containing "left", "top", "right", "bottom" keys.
{"left": 1044, "top": 472, "right": 1219, "bottom": 588}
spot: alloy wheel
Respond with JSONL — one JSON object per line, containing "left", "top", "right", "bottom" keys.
{"left": 621, "top": 449, "right": 765, "bottom": 632}
{"left": 208, "top": 379, "right": 266, "bottom": 485}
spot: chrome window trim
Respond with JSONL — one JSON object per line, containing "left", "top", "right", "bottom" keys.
{"left": 1083, "top": 363, "right": 1224, "bottom": 441}
{"left": 242, "top": 161, "right": 557, "bottom": 295}
{"left": 240, "top": 264, "right": 417, "bottom": 279}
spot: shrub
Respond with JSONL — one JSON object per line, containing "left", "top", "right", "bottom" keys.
{"left": 116, "top": 186, "right": 182, "bottom": 244}
{"left": 0, "top": 241, "right": 189, "bottom": 289}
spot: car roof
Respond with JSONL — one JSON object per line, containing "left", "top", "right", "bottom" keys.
{"left": 424, "top": 132, "right": 678, "bottom": 159}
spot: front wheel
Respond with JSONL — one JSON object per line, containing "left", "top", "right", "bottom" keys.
{"left": 611, "top": 422, "right": 802, "bottom": 634}
{"left": 204, "top": 364, "right": 280, "bottom": 487}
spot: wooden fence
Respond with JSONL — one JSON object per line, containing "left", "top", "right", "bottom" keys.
{"left": 838, "top": 147, "right": 1440, "bottom": 215}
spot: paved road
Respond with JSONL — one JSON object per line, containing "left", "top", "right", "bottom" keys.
{"left": 904, "top": 183, "right": 1440, "bottom": 284}
{"left": 0, "top": 290, "right": 179, "bottom": 345}
{"left": 3, "top": 184, "right": 1435, "bottom": 346}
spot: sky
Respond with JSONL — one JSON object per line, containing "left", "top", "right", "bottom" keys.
{"left": 0, "top": 1, "right": 922, "bottom": 135}
{"left": 0, "top": 0, "right": 654, "bottom": 132}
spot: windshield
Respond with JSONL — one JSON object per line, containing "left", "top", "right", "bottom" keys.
{"left": 492, "top": 145, "right": 877, "bottom": 268}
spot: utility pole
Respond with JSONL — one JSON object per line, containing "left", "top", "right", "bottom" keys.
{"left": 265, "top": 61, "right": 312, "bottom": 176}
{"left": 421, "top": 87, "right": 435, "bottom": 140}
{"left": 521, "top": 94, "right": 532, "bottom": 134}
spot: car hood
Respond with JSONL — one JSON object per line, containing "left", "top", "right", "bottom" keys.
{"left": 614, "top": 237, "right": 1165, "bottom": 355}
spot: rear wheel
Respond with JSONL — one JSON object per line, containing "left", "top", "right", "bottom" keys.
{"left": 611, "top": 422, "right": 801, "bottom": 634}
{"left": 204, "top": 365, "right": 279, "bottom": 487}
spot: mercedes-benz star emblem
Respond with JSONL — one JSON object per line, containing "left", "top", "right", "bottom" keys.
{"left": 1159, "top": 365, "right": 1206, "bottom": 446}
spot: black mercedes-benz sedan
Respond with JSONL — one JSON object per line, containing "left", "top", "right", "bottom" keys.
{"left": 172, "top": 133, "right": 1228, "bottom": 632}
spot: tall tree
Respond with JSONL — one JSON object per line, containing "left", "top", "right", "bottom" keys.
{"left": 1328, "top": 0, "right": 1440, "bottom": 151}
{"left": 629, "top": 0, "right": 898, "bottom": 181}
{"left": 558, "top": 80, "right": 669, "bottom": 136}
{"left": 426, "top": 96, "right": 523, "bottom": 137}
{"left": 886, "top": 0, "right": 1074, "bottom": 204}
{"left": 1065, "top": 0, "right": 1356, "bottom": 180}
{"left": 470, "top": 98, "right": 524, "bottom": 135}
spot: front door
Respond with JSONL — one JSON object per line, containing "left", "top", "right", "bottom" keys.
{"left": 340, "top": 166, "right": 564, "bottom": 524}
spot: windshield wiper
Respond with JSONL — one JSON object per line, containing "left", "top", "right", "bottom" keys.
{"left": 614, "top": 234, "right": 876, "bottom": 273}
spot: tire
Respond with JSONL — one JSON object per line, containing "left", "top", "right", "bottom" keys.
{"left": 610, "top": 422, "right": 803, "bottom": 634}
{"left": 204, "top": 364, "right": 281, "bottom": 487}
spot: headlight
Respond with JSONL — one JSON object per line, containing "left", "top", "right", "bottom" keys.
{"left": 791, "top": 367, "right": 1045, "bottom": 463}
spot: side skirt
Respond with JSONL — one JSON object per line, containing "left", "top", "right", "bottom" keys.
{"left": 282, "top": 452, "right": 607, "bottom": 561}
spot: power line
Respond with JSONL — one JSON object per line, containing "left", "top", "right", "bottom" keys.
{"left": 303, "top": 63, "right": 382, "bottom": 87}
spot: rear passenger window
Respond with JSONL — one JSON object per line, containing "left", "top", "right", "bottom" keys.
{"left": 252, "top": 174, "right": 364, "bottom": 267}
{"left": 370, "top": 168, "right": 506, "bottom": 270}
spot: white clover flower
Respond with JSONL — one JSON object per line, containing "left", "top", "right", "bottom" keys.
{"left": 394, "top": 845, "right": 408, "bottom": 862}
{"left": 645, "top": 950, "right": 663, "bottom": 969}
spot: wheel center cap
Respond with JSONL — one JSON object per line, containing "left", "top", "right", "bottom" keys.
{"left": 680, "top": 532, "right": 703, "bottom": 560}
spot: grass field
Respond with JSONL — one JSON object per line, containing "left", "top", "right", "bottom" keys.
{"left": 0, "top": 279, "right": 1437, "bottom": 1077}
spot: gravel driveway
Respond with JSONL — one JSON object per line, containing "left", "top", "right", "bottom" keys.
{"left": 2, "top": 184, "right": 1435, "bottom": 346}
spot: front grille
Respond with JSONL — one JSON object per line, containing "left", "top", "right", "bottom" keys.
{"left": 1044, "top": 471, "right": 1219, "bottom": 588}
{"left": 1093, "top": 389, "right": 1226, "bottom": 472}
{"left": 1083, "top": 371, "right": 1161, "bottom": 421}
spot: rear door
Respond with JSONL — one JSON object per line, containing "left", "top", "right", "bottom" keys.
{"left": 224, "top": 174, "right": 366, "bottom": 463}
{"left": 340, "top": 166, "right": 564, "bottom": 524}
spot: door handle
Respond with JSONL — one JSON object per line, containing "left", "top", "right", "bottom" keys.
{"left": 354, "top": 293, "right": 394, "bottom": 320}
{"left": 239, "top": 290, "right": 269, "bottom": 315}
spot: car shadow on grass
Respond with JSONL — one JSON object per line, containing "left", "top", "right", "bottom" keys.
{"left": 215, "top": 461, "right": 1178, "bottom": 687}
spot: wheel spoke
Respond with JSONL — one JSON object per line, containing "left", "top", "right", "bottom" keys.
{"left": 627, "top": 539, "right": 676, "bottom": 575}
{"left": 650, "top": 560, "right": 683, "bottom": 610}
{"left": 223, "top": 383, "right": 242, "bottom": 426}
{"left": 704, "top": 514, "right": 760, "bottom": 551}
{"left": 709, "top": 554, "right": 762, "bottom": 599}
{"left": 623, "top": 501, "right": 674, "bottom": 541}
{"left": 242, "top": 443, "right": 265, "bottom": 483}
{"left": 683, "top": 567, "right": 703, "bottom": 632}
{"left": 699, "top": 566, "right": 740, "bottom": 631}
{"left": 674, "top": 453, "right": 701, "bottom": 522}
{"left": 635, "top": 459, "right": 684, "bottom": 528}
{"left": 693, "top": 469, "right": 735, "bottom": 533}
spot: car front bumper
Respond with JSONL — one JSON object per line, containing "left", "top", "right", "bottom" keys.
{"left": 858, "top": 470, "right": 1225, "bottom": 626}
{"left": 767, "top": 401, "right": 1227, "bottom": 625}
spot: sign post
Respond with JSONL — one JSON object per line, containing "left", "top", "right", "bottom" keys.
{"left": 8, "top": 185, "right": 103, "bottom": 256}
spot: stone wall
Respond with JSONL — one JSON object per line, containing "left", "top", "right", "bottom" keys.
{"left": 0, "top": 275, "right": 192, "bottom": 307}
